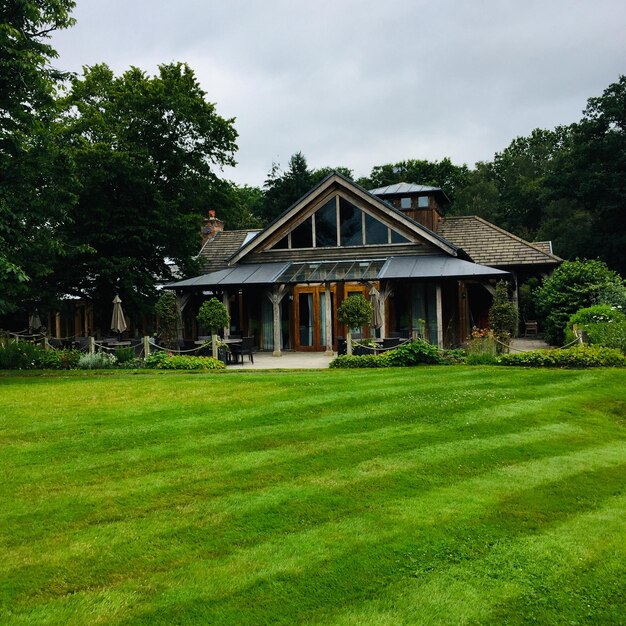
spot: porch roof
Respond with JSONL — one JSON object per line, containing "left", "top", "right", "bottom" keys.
{"left": 166, "top": 255, "right": 508, "bottom": 290}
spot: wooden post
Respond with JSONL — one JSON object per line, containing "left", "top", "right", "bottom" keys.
{"left": 510, "top": 272, "right": 519, "bottom": 336}
{"left": 346, "top": 328, "right": 353, "bottom": 355}
{"left": 55, "top": 312, "right": 61, "bottom": 339}
{"left": 143, "top": 335, "right": 151, "bottom": 358}
{"left": 89, "top": 336, "right": 95, "bottom": 354}
{"left": 222, "top": 290, "right": 230, "bottom": 337}
{"left": 436, "top": 284, "right": 444, "bottom": 347}
{"left": 211, "top": 334, "right": 218, "bottom": 359}
{"left": 324, "top": 283, "right": 333, "bottom": 355}
{"left": 265, "top": 285, "right": 287, "bottom": 357}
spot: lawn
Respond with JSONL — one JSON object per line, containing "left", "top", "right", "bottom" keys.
{"left": 1, "top": 366, "right": 625, "bottom": 625}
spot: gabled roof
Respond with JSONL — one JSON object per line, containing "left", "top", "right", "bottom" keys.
{"left": 370, "top": 182, "right": 441, "bottom": 195}
{"left": 228, "top": 172, "right": 462, "bottom": 264}
{"left": 197, "top": 229, "right": 260, "bottom": 273}
{"left": 439, "top": 216, "right": 561, "bottom": 267}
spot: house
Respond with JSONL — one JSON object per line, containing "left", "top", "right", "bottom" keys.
{"left": 167, "top": 173, "right": 560, "bottom": 353}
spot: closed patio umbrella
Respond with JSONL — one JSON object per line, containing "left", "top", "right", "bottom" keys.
{"left": 370, "top": 287, "right": 382, "bottom": 329}
{"left": 28, "top": 310, "right": 42, "bottom": 333}
{"left": 111, "top": 295, "right": 127, "bottom": 337}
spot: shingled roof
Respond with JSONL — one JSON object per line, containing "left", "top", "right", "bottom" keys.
{"left": 439, "top": 216, "right": 561, "bottom": 267}
{"left": 198, "top": 230, "right": 260, "bottom": 273}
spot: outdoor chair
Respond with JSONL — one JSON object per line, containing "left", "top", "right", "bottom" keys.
{"left": 337, "top": 337, "right": 347, "bottom": 356}
{"left": 524, "top": 320, "right": 538, "bottom": 336}
{"left": 231, "top": 336, "right": 254, "bottom": 365}
{"left": 382, "top": 337, "right": 401, "bottom": 349}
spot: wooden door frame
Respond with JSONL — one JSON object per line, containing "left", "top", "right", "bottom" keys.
{"left": 293, "top": 284, "right": 338, "bottom": 351}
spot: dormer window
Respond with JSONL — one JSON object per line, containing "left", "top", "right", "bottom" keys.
{"left": 418, "top": 196, "right": 429, "bottom": 208}
{"left": 400, "top": 197, "right": 412, "bottom": 209}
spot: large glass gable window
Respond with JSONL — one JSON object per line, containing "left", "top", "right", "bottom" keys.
{"left": 315, "top": 198, "right": 337, "bottom": 247}
{"left": 291, "top": 216, "right": 313, "bottom": 248}
{"left": 339, "top": 198, "right": 363, "bottom": 246}
{"left": 364, "top": 213, "right": 388, "bottom": 245}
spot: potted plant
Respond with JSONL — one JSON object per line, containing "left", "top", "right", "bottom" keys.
{"left": 337, "top": 295, "right": 372, "bottom": 355}
{"left": 197, "top": 298, "right": 230, "bottom": 359}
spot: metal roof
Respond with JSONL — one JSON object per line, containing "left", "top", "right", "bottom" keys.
{"left": 167, "top": 255, "right": 508, "bottom": 290}
{"left": 370, "top": 183, "right": 442, "bottom": 195}
{"left": 379, "top": 256, "right": 509, "bottom": 279}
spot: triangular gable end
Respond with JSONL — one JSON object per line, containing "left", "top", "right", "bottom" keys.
{"left": 229, "top": 173, "right": 459, "bottom": 264}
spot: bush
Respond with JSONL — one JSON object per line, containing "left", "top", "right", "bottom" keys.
{"left": 329, "top": 340, "right": 442, "bottom": 369}
{"left": 155, "top": 291, "right": 181, "bottom": 349}
{"left": 498, "top": 346, "right": 626, "bottom": 368}
{"left": 586, "top": 321, "right": 626, "bottom": 353}
{"left": 488, "top": 280, "right": 518, "bottom": 345}
{"left": 0, "top": 342, "right": 81, "bottom": 370}
{"left": 565, "top": 305, "right": 626, "bottom": 344}
{"left": 385, "top": 339, "right": 442, "bottom": 366}
{"left": 144, "top": 352, "right": 225, "bottom": 370}
{"left": 78, "top": 352, "right": 118, "bottom": 369}
{"left": 114, "top": 346, "right": 135, "bottom": 364}
{"left": 329, "top": 354, "right": 389, "bottom": 369}
{"left": 534, "top": 259, "right": 624, "bottom": 345}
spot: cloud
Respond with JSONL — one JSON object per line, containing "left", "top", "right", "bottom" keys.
{"left": 52, "top": 0, "right": 626, "bottom": 186}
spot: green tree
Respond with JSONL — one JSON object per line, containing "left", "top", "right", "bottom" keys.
{"left": 154, "top": 291, "right": 180, "bottom": 349}
{"left": 54, "top": 62, "right": 238, "bottom": 329}
{"left": 488, "top": 280, "right": 519, "bottom": 348}
{"left": 0, "top": 0, "right": 76, "bottom": 315}
{"left": 534, "top": 259, "right": 624, "bottom": 345}
{"left": 261, "top": 152, "right": 314, "bottom": 223}
{"left": 197, "top": 297, "right": 230, "bottom": 358}
{"left": 337, "top": 295, "right": 372, "bottom": 355}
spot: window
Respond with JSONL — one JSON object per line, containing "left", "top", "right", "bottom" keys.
{"left": 418, "top": 195, "right": 429, "bottom": 208}
{"left": 339, "top": 198, "right": 363, "bottom": 246}
{"left": 400, "top": 197, "right": 412, "bottom": 209}
{"left": 272, "top": 235, "right": 288, "bottom": 249}
{"left": 291, "top": 216, "right": 313, "bottom": 248}
{"left": 315, "top": 198, "right": 337, "bottom": 247}
{"left": 364, "top": 213, "right": 388, "bottom": 245}
{"left": 391, "top": 230, "right": 410, "bottom": 244}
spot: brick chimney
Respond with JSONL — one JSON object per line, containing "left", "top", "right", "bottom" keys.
{"left": 201, "top": 210, "right": 224, "bottom": 245}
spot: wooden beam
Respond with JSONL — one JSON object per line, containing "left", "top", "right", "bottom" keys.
{"left": 436, "top": 284, "right": 444, "bottom": 347}
{"left": 222, "top": 290, "right": 230, "bottom": 337}
{"left": 265, "top": 285, "right": 288, "bottom": 356}
{"left": 324, "top": 283, "right": 333, "bottom": 355}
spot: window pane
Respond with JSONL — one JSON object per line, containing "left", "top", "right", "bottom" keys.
{"left": 400, "top": 197, "right": 411, "bottom": 209}
{"left": 315, "top": 198, "right": 337, "bottom": 247}
{"left": 418, "top": 195, "right": 429, "bottom": 207}
{"left": 339, "top": 198, "right": 363, "bottom": 246}
{"left": 364, "top": 213, "right": 388, "bottom": 245}
{"left": 291, "top": 216, "right": 313, "bottom": 248}
{"left": 391, "top": 230, "right": 410, "bottom": 243}
{"left": 272, "top": 235, "right": 288, "bottom": 249}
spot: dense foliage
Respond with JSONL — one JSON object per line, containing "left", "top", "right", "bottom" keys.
{"left": 155, "top": 291, "right": 181, "bottom": 349}
{"left": 534, "top": 259, "right": 624, "bottom": 345}
{"left": 337, "top": 295, "right": 372, "bottom": 329}
{"left": 488, "top": 281, "right": 519, "bottom": 344}
{"left": 330, "top": 339, "right": 443, "bottom": 368}
{"left": 499, "top": 346, "right": 626, "bottom": 368}
{"left": 143, "top": 351, "right": 225, "bottom": 370}
{"left": 197, "top": 298, "right": 230, "bottom": 333}
{"left": 0, "top": 342, "right": 80, "bottom": 369}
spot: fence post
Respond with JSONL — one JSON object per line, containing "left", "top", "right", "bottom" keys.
{"left": 89, "top": 336, "right": 95, "bottom": 354}
{"left": 143, "top": 335, "right": 151, "bottom": 358}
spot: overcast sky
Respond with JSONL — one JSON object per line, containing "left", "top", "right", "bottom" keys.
{"left": 52, "top": 0, "right": 626, "bottom": 187}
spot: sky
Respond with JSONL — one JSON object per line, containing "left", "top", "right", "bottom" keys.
{"left": 51, "top": 0, "right": 626, "bottom": 187}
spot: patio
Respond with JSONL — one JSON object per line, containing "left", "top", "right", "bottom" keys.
{"left": 227, "top": 351, "right": 335, "bottom": 369}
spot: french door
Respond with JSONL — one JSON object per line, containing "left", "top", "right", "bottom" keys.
{"left": 294, "top": 285, "right": 336, "bottom": 351}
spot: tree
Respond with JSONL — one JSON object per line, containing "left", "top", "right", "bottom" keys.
{"left": 534, "top": 259, "right": 624, "bottom": 345}
{"left": 337, "top": 295, "right": 372, "bottom": 355}
{"left": 197, "top": 297, "right": 229, "bottom": 358}
{"left": 261, "top": 152, "right": 314, "bottom": 223}
{"left": 0, "top": 0, "right": 76, "bottom": 315}
{"left": 53, "top": 62, "right": 238, "bottom": 329}
{"left": 488, "top": 280, "right": 518, "bottom": 348}
{"left": 155, "top": 291, "right": 180, "bottom": 349}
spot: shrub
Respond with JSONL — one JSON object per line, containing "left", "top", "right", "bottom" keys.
{"left": 565, "top": 305, "right": 626, "bottom": 344}
{"left": 534, "top": 259, "right": 624, "bottom": 345}
{"left": 144, "top": 352, "right": 225, "bottom": 370}
{"left": 488, "top": 280, "right": 518, "bottom": 346}
{"left": 0, "top": 342, "right": 81, "bottom": 370}
{"left": 114, "top": 346, "right": 135, "bottom": 363}
{"left": 498, "top": 346, "right": 626, "bottom": 368}
{"left": 385, "top": 339, "right": 442, "bottom": 366}
{"left": 197, "top": 298, "right": 230, "bottom": 334}
{"left": 155, "top": 291, "right": 181, "bottom": 349}
{"left": 586, "top": 321, "right": 626, "bottom": 353}
{"left": 329, "top": 354, "right": 389, "bottom": 369}
{"left": 78, "top": 352, "right": 118, "bottom": 369}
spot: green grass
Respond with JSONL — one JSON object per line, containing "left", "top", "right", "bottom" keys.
{"left": 1, "top": 366, "right": 625, "bottom": 625}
